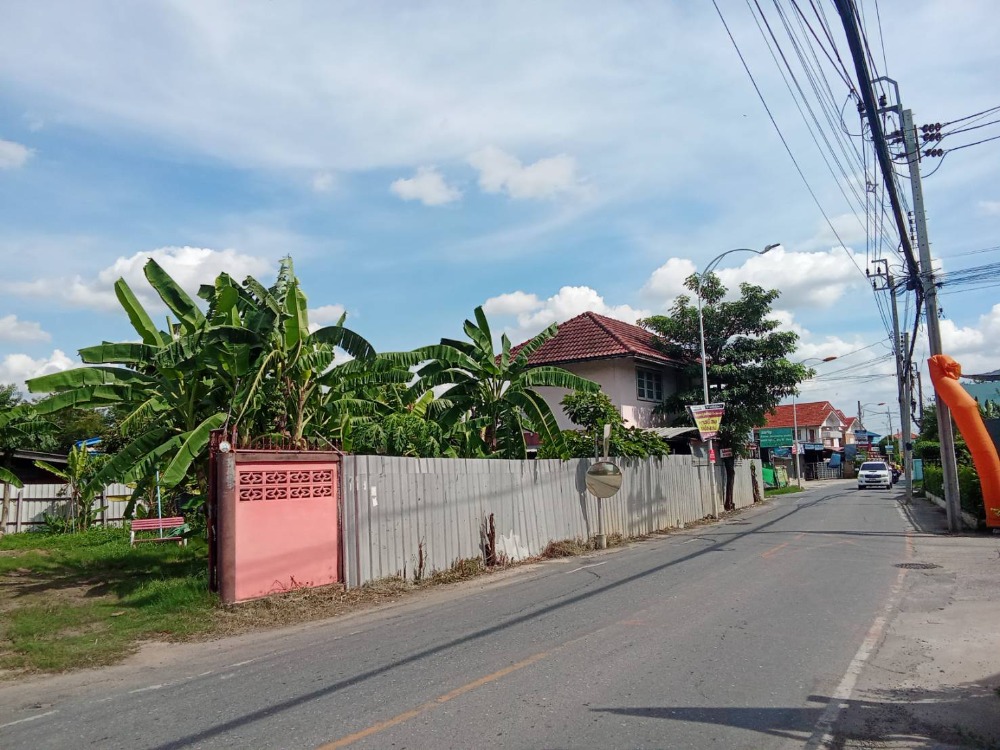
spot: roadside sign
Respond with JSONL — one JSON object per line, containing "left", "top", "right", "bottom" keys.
{"left": 720, "top": 448, "right": 733, "bottom": 458}
{"left": 759, "top": 427, "right": 794, "bottom": 448}
{"left": 687, "top": 403, "right": 725, "bottom": 441}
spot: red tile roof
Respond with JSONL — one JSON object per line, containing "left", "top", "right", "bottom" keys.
{"left": 763, "top": 401, "right": 846, "bottom": 429}
{"left": 511, "top": 311, "right": 680, "bottom": 367}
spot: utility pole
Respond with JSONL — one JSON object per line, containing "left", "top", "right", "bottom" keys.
{"left": 916, "top": 369, "right": 925, "bottom": 418}
{"left": 869, "top": 260, "right": 912, "bottom": 502}
{"left": 902, "top": 331, "right": 913, "bottom": 502}
{"left": 901, "top": 108, "right": 962, "bottom": 531}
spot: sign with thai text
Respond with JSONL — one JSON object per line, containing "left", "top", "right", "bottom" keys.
{"left": 687, "top": 403, "right": 726, "bottom": 442}
{"left": 758, "top": 427, "right": 794, "bottom": 448}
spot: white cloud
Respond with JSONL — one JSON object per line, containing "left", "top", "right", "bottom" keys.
{"left": 640, "top": 257, "right": 698, "bottom": 306}
{"left": 487, "top": 285, "right": 649, "bottom": 344}
{"left": 468, "top": 146, "right": 584, "bottom": 200}
{"left": 0, "top": 314, "right": 51, "bottom": 342}
{"left": 936, "top": 303, "right": 1000, "bottom": 375}
{"left": 640, "top": 247, "right": 864, "bottom": 311}
{"left": 4, "top": 246, "right": 274, "bottom": 312}
{"left": 312, "top": 171, "right": 336, "bottom": 193}
{"left": 390, "top": 166, "right": 461, "bottom": 206}
{"left": 715, "top": 246, "right": 864, "bottom": 309}
{"left": 482, "top": 291, "right": 541, "bottom": 316}
{"left": 0, "top": 137, "right": 32, "bottom": 169}
{"left": 0, "top": 349, "right": 75, "bottom": 392}
{"left": 976, "top": 200, "right": 1000, "bottom": 216}
{"left": 307, "top": 303, "right": 348, "bottom": 332}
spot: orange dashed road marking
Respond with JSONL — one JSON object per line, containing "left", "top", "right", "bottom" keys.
{"left": 315, "top": 651, "right": 549, "bottom": 749}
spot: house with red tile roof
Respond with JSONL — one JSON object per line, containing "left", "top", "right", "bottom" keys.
{"left": 758, "top": 400, "right": 855, "bottom": 449}
{"left": 510, "top": 311, "right": 683, "bottom": 430}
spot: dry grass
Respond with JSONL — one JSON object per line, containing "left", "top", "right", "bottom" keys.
{"left": 213, "top": 576, "right": 414, "bottom": 636}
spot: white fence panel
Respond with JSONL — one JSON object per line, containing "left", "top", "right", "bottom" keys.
{"left": 342, "top": 455, "right": 761, "bottom": 588}
{"left": 2, "top": 482, "right": 134, "bottom": 533}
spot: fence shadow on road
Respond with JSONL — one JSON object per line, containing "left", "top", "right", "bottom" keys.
{"left": 593, "top": 672, "right": 1000, "bottom": 747}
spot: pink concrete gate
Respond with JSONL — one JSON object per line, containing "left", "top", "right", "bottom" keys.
{"left": 216, "top": 443, "right": 342, "bottom": 604}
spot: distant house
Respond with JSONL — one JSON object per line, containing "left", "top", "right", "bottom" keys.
{"left": 759, "top": 400, "right": 851, "bottom": 449}
{"left": 2, "top": 450, "right": 67, "bottom": 484}
{"left": 512, "top": 311, "right": 683, "bottom": 430}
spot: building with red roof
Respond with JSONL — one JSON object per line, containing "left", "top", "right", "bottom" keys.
{"left": 758, "top": 400, "right": 861, "bottom": 449}
{"left": 510, "top": 311, "right": 683, "bottom": 430}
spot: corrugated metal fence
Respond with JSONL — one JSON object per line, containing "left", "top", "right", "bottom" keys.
{"left": 1, "top": 483, "right": 133, "bottom": 534}
{"left": 342, "top": 455, "right": 761, "bottom": 588}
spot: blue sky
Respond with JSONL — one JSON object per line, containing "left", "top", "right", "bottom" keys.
{"left": 2, "top": 1, "right": 999, "bottom": 439}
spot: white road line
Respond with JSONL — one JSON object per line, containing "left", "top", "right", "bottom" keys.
{"left": 127, "top": 683, "right": 164, "bottom": 694}
{"left": 804, "top": 502, "right": 914, "bottom": 748}
{"left": 563, "top": 561, "right": 608, "bottom": 574}
{"left": 0, "top": 710, "right": 57, "bottom": 729}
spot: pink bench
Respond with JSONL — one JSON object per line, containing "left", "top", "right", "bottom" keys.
{"left": 130, "top": 516, "right": 187, "bottom": 547}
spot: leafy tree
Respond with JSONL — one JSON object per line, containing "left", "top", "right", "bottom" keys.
{"left": 0, "top": 385, "right": 56, "bottom": 536}
{"left": 642, "top": 273, "right": 805, "bottom": 510}
{"left": 539, "top": 390, "right": 670, "bottom": 459}
{"left": 385, "top": 307, "right": 599, "bottom": 459}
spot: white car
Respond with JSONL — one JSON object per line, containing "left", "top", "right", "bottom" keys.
{"left": 857, "top": 461, "right": 892, "bottom": 490}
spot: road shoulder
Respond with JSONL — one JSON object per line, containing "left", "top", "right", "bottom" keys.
{"left": 830, "top": 494, "right": 1000, "bottom": 749}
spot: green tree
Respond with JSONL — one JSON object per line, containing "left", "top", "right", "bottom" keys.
{"left": 642, "top": 273, "right": 805, "bottom": 510}
{"left": 386, "top": 307, "right": 599, "bottom": 459}
{"left": 0, "top": 385, "right": 56, "bottom": 536}
{"left": 539, "top": 390, "right": 670, "bottom": 459}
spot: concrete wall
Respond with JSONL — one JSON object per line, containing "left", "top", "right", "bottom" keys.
{"left": 534, "top": 357, "right": 679, "bottom": 430}
{"left": 341, "top": 454, "right": 761, "bottom": 588}
{"left": 218, "top": 453, "right": 341, "bottom": 603}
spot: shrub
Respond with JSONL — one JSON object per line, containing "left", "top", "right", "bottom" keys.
{"left": 921, "top": 464, "right": 984, "bottom": 522}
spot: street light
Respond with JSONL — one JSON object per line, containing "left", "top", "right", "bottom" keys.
{"left": 693, "top": 244, "right": 780, "bottom": 518}
{"left": 791, "top": 356, "right": 838, "bottom": 487}
{"left": 696, "top": 244, "right": 781, "bottom": 405}
{"left": 860, "top": 402, "right": 890, "bottom": 458}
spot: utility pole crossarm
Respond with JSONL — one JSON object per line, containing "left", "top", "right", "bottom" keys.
{"left": 832, "top": 0, "right": 920, "bottom": 283}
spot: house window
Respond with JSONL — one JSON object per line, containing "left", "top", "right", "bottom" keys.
{"left": 636, "top": 368, "right": 663, "bottom": 402}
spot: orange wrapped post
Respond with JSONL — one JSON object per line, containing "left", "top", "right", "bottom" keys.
{"left": 927, "top": 354, "right": 1000, "bottom": 527}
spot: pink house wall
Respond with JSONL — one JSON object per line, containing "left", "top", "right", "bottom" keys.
{"left": 219, "top": 455, "right": 341, "bottom": 603}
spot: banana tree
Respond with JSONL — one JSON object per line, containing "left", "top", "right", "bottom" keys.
{"left": 199, "top": 257, "right": 376, "bottom": 445}
{"left": 26, "top": 259, "right": 234, "bottom": 498}
{"left": 385, "top": 307, "right": 599, "bottom": 459}
{"left": 34, "top": 445, "right": 107, "bottom": 532}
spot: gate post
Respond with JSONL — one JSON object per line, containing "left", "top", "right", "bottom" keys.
{"left": 217, "top": 450, "right": 237, "bottom": 604}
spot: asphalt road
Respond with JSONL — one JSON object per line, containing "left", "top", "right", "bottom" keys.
{"left": 1, "top": 480, "right": 913, "bottom": 749}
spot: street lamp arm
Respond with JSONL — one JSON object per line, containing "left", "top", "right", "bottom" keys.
{"left": 700, "top": 243, "right": 781, "bottom": 279}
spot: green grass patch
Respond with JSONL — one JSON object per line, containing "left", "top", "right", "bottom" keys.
{"left": 0, "top": 527, "right": 214, "bottom": 674}
{"left": 765, "top": 486, "right": 804, "bottom": 496}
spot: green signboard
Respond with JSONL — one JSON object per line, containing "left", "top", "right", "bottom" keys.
{"left": 758, "top": 427, "right": 794, "bottom": 448}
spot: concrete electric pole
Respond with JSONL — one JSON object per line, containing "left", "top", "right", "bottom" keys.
{"left": 901, "top": 108, "right": 962, "bottom": 531}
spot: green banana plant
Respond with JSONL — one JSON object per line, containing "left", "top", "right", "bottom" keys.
{"left": 381, "top": 306, "right": 599, "bottom": 459}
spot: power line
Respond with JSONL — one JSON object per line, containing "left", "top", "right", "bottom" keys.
{"left": 747, "top": 0, "right": 869, "bottom": 223}
{"left": 941, "top": 104, "right": 1000, "bottom": 128}
{"left": 946, "top": 132, "right": 1000, "bottom": 153}
{"left": 710, "top": 0, "right": 869, "bottom": 284}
